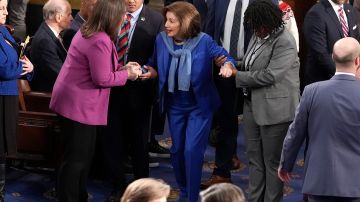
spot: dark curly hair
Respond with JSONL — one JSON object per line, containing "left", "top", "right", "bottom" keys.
{"left": 244, "top": 0, "right": 284, "bottom": 34}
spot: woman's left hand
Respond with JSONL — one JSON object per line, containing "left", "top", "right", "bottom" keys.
{"left": 20, "top": 55, "right": 34, "bottom": 75}
{"left": 139, "top": 65, "right": 157, "bottom": 80}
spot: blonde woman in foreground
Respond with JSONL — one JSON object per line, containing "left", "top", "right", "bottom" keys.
{"left": 200, "top": 183, "right": 245, "bottom": 202}
{"left": 121, "top": 178, "right": 170, "bottom": 202}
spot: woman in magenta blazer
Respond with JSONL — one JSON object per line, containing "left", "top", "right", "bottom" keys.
{"left": 49, "top": 0, "right": 141, "bottom": 201}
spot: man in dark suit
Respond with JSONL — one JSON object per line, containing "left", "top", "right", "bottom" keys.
{"left": 303, "top": 0, "right": 359, "bottom": 86}
{"left": 200, "top": 0, "right": 253, "bottom": 188}
{"left": 102, "top": 0, "right": 163, "bottom": 201}
{"left": 279, "top": 37, "right": 360, "bottom": 202}
{"left": 30, "top": 0, "right": 72, "bottom": 92}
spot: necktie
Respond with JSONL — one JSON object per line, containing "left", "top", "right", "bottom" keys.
{"left": 338, "top": 7, "right": 349, "bottom": 37}
{"left": 117, "top": 14, "right": 132, "bottom": 66}
{"left": 229, "top": 0, "right": 242, "bottom": 58}
{"left": 58, "top": 34, "right": 67, "bottom": 53}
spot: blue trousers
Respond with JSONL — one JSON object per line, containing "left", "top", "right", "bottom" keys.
{"left": 167, "top": 94, "right": 213, "bottom": 202}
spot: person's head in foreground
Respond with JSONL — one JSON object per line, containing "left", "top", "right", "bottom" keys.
{"left": 121, "top": 178, "right": 170, "bottom": 202}
{"left": 200, "top": 183, "right": 245, "bottom": 202}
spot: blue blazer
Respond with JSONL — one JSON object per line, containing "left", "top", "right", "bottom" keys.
{"left": 304, "top": 0, "right": 360, "bottom": 85}
{"left": 280, "top": 74, "right": 360, "bottom": 197}
{"left": 148, "top": 32, "right": 235, "bottom": 116}
{"left": 205, "top": 0, "right": 253, "bottom": 52}
{"left": 0, "top": 26, "right": 23, "bottom": 95}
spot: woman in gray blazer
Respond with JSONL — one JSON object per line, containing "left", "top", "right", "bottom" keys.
{"left": 219, "top": 1, "right": 300, "bottom": 202}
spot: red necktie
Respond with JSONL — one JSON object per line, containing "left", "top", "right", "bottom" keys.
{"left": 117, "top": 14, "right": 132, "bottom": 66}
{"left": 338, "top": 7, "right": 349, "bottom": 37}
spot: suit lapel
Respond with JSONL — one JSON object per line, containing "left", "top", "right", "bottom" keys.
{"left": 322, "top": 0, "right": 343, "bottom": 38}
{"left": 43, "top": 23, "right": 67, "bottom": 54}
{"left": 250, "top": 38, "right": 271, "bottom": 65}
{"left": 344, "top": 4, "right": 356, "bottom": 37}
{"left": 128, "top": 6, "right": 147, "bottom": 55}
{"left": 241, "top": 35, "right": 256, "bottom": 71}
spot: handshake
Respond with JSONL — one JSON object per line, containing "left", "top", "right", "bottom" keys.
{"left": 122, "top": 62, "right": 157, "bottom": 81}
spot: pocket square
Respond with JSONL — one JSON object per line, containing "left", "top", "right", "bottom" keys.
{"left": 353, "top": 25, "right": 357, "bottom": 30}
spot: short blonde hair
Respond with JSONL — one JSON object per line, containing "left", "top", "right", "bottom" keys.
{"left": 200, "top": 183, "right": 245, "bottom": 202}
{"left": 121, "top": 178, "right": 170, "bottom": 202}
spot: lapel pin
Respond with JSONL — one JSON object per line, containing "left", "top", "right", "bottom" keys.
{"left": 140, "top": 17, "right": 145, "bottom": 21}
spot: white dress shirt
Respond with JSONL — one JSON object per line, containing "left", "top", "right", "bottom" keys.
{"left": 222, "top": 0, "right": 249, "bottom": 60}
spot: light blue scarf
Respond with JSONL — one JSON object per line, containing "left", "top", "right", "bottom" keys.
{"left": 160, "top": 32, "right": 205, "bottom": 93}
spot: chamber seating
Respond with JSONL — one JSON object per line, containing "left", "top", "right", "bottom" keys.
{"left": 11, "top": 80, "right": 62, "bottom": 168}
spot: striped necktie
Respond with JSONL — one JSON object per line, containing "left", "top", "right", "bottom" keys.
{"left": 229, "top": 0, "right": 242, "bottom": 59}
{"left": 338, "top": 7, "right": 349, "bottom": 37}
{"left": 117, "top": 14, "right": 132, "bottom": 66}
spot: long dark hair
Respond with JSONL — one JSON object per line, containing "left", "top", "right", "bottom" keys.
{"left": 81, "top": 0, "right": 126, "bottom": 39}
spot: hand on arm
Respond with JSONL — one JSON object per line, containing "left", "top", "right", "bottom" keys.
{"left": 219, "top": 62, "right": 237, "bottom": 78}
{"left": 214, "top": 55, "right": 227, "bottom": 67}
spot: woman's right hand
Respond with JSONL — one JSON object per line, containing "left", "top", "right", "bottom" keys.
{"left": 20, "top": 55, "right": 34, "bottom": 75}
{"left": 125, "top": 62, "right": 142, "bottom": 81}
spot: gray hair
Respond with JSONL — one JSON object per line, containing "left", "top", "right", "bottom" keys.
{"left": 43, "top": 0, "right": 69, "bottom": 20}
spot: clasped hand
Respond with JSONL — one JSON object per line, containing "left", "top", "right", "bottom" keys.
{"left": 219, "top": 62, "right": 236, "bottom": 78}
{"left": 138, "top": 65, "right": 157, "bottom": 80}
{"left": 123, "top": 62, "right": 142, "bottom": 81}
{"left": 20, "top": 55, "right": 34, "bottom": 75}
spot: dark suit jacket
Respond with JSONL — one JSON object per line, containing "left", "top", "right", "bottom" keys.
{"left": 205, "top": 0, "right": 253, "bottom": 55}
{"left": 30, "top": 22, "right": 67, "bottom": 92}
{"left": 113, "top": 5, "right": 164, "bottom": 108}
{"left": 303, "top": 0, "right": 359, "bottom": 85}
{"left": 280, "top": 74, "right": 360, "bottom": 197}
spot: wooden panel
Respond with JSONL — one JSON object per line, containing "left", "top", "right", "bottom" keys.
{"left": 15, "top": 111, "right": 62, "bottom": 167}
{"left": 29, "top": 0, "right": 80, "bottom": 9}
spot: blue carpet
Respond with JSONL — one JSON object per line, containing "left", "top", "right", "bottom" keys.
{"left": 4, "top": 124, "right": 305, "bottom": 201}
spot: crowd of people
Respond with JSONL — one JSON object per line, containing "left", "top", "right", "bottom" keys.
{"left": 1, "top": 0, "right": 360, "bottom": 201}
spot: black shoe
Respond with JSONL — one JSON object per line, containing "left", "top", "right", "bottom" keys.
{"left": 149, "top": 156, "right": 159, "bottom": 168}
{"left": 149, "top": 141, "right": 170, "bottom": 158}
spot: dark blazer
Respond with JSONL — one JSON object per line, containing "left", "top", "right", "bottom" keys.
{"left": 205, "top": 0, "right": 253, "bottom": 52}
{"left": 30, "top": 22, "right": 67, "bottom": 92}
{"left": 113, "top": 5, "right": 164, "bottom": 106}
{"left": 303, "top": 0, "right": 359, "bottom": 85}
{"left": 280, "top": 74, "right": 360, "bottom": 197}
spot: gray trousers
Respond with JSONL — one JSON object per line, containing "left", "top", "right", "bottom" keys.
{"left": 8, "top": 0, "right": 29, "bottom": 40}
{"left": 243, "top": 100, "right": 290, "bottom": 202}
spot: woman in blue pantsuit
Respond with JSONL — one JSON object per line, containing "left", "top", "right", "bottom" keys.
{"left": 146, "top": 2, "right": 235, "bottom": 201}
